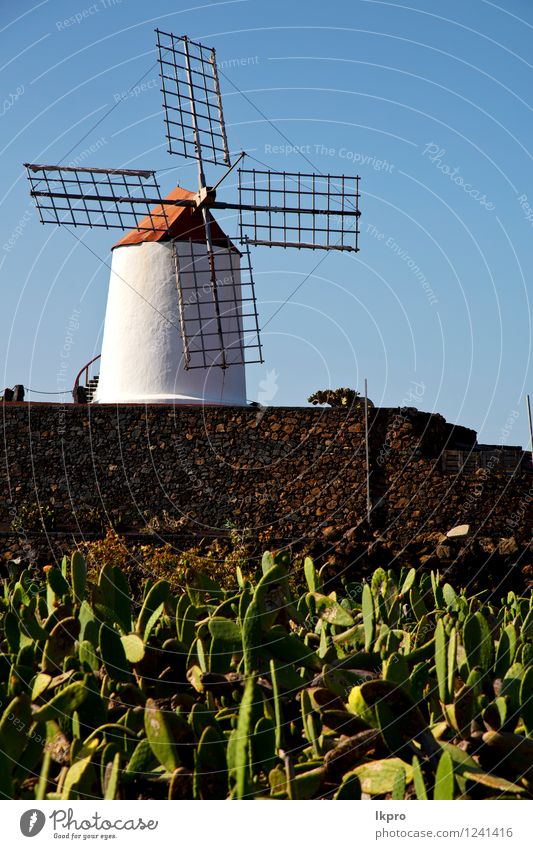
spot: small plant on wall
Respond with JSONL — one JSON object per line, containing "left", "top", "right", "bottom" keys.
{"left": 308, "top": 387, "right": 366, "bottom": 408}
{"left": 9, "top": 501, "right": 55, "bottom": 533}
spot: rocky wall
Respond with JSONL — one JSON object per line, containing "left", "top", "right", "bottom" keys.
{"left": 1, "top": 403, "right": 531, "bottom": 565}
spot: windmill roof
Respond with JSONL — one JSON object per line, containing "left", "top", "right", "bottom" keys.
{"left": 112, "top": 186, "right": 235, "bottom": 249}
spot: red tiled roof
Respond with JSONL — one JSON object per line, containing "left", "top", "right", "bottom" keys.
{"left": 113, "top": 186, "right": 233, "bottom": 249}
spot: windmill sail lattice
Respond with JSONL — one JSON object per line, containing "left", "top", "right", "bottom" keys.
{"left": 24, "top": 164, "right": 170, "bottom": 231}
{"left": 156, "top": 29, "right": 230, "bottom": 167}
{"left": 173, "top": 234, "right": 262, "bottom": 370}
{"left": 238, "top": 169, "right": 360, "bottom": 252}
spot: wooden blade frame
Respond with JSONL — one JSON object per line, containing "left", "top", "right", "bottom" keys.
{"left": 237, "top": 168, "right": 360, "bottom": 252}
{"left": 156, "top": 29, "right": 230, "bottom": 168}
{"left": 173, "top": 226, "right": 262, "bottom": 371}
{"left": 25, "top": 164, "right": 171, "bottom": 231}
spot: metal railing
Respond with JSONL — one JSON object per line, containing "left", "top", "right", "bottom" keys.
{"left": 73, "top": 355, "right": 101, "bottom": 393}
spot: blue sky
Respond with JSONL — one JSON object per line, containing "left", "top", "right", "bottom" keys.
{"left": 1, "top": 0, "right": 532, "bottom": 448}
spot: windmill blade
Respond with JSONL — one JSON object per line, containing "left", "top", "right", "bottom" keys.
{"left": 173, "top": 216, "right": 262, "bottom": 371}
{"left": 156, "top": 29, "right": 230, "bottom": 169}
{"left": 237, "top": 168, "right": 361, "bottom": 252}
{"left": 24, "top": 164, "right": 176, "bottom": 231}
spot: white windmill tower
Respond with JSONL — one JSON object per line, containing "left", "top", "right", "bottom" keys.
{"left": 25, "top": 31, "right": 360, "bottom": 406}
{"left": 97, "top": 185, "right": 251, "bottom": 404}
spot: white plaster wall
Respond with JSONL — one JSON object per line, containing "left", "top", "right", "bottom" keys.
{"left": 94, "top": 241, "right": 247, "bottom": 404}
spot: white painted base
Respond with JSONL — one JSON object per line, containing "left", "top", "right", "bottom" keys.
{"left": 94, "top": 241, "right": 248, "bottom": 405}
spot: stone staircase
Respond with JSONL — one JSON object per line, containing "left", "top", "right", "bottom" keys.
{"left": 85, "top": 375, "right": 99, "bottom": 403}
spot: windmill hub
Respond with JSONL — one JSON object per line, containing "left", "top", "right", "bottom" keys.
{"left": 24, "top": 28, "right": 360, "bottom": 406}
{"left": 195, "top": 186, "right": 217, "bottom": 208}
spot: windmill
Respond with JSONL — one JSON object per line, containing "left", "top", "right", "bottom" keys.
{"left": 24, "top": 30, "right": 361, "bottom": 405}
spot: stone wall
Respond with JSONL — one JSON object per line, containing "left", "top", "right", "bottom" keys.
{"left": 1, "top": 402, "right": 531, "bottom": 565}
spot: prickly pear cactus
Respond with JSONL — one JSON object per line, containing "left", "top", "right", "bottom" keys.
{"left": 0, "top": 550, "right": 530, "bottom": 799}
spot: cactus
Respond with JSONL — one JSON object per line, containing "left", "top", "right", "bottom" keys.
{"left": 71, "top": 551, "right": 87, "bottom": 605}
{"left": 494, "top": 623, "right": 517, "bottom": 678}
{"left": 463, "top": 612, "right": 493, "bottom": 673}
{"left": 103, "top": 751, "right": 121, "bottom": 800}
{"left": 0, "top": 695, "right": 31, "bottom": 762}
{"left": 480, "top": 731, "right": 533, "bottom": 780}
{"left": 311, "top": 592, "right": 354, "bottom": 627}
{"left": 269, "top": 658, "right": 283, "bottom": 752}
{"left": 392, "top": 766, "right": 406, "bottom": 800}
{"left": 242, "top": 561, "right": 289, "bottom": 675}
{"left": 348, "top": 679, "right": 440, "bottom": 761}
{"left": 144, "top": 699, "right": 182, "bottom": 773}
{"left": 125, "top": 737, "right": 157, "bottom": 779}
{"left": 193, "top": 725, "right": 227, "bottom": 799}
{"left": 233, "top": 676, "right": 255, "bottom": 799}
{"left": 137, "top": 580, "right": 169, "bottom": 641}
{"left": 42, "top": 617, "right": 80, "bottom": 674}
{"left": 252, "top": 716, "right": 277, "bottom": 775}
{"left": 78, "top": 601, "right": 98, "bottom": 646}
{"left": 32, "top": 680, "right": 88, "bottom": 723}
{"left": 99, "top": 623, "right": 130, "bottom": 683}
{"left": 334, "top": 772, "right": 362, "bottom": 799}
{"left": 435, "top": 619, "right": 448, "bottom": 704}
{"left": 520, "top": 665, "right": 533, "bottom": 737}
{"left": 46, "top": 566, "right": 70, "bottom": 606}
{"left": 62, "top": 751, "right": 97, "bottom": 800}
{"left": 4, "top": 610, "right": 20, "bottom": 654}
{"left": 291, "top": 765, "right": 325, "bottom": 799}
{"left": 35, "top": 748, "right": 51, "bottom": 801}
{"left": 208, "top": 617, "right": 241, "bottom": 674}
{"left": 176, "top": 601, "right": 196, "bottom": 647}
{"left": 78, "top": 640, "right": 99, "bottom": 672}
{"left": 304, "top": 556, "right": 317, "bottom": 593}
{"left": 120, "top": 633, "right": 145, "bottom": 664}
{"left": 0, "top": 546, "right": 529, "bottom": 800}
{"left": 94, "top": 564, "right": 132, "bottom": 634}
{"left": 409, "top": 585, "right": 428, "bottom": 622}
{"left": 362, "top": 584, "right": 375, "bottom": 651}
{"left": 301, "top": 688, "right": 320, "bottom": 756}
{"left": 347, "top": 758, "right": 413, "bottom": 795}
{"left": 323, "top": 729, "right": 380, "bottom": 779}
{"left": 399, "top": 567, "right": 416, "bottom": 598}
{"left": 433, "top": 750, "right": 455, "bottom": 800}
{"left": 483, "top": 696, "right": 508, "bottom": 732}
{"left": 412, "top": 754, "right": 428, "bottom": 800}
{"left": 383, "top": 652, "right": 409, "bottom": 688}
{"left": 265, "top": 625, "right": 321, "bottom": 671}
